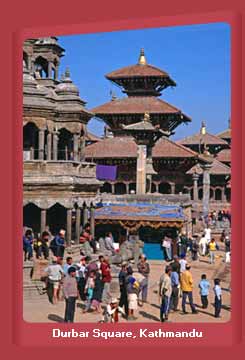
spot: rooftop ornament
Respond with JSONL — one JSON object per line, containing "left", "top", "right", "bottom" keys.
{"left": 138, "top": 48, "right": 147, "bottom": 65}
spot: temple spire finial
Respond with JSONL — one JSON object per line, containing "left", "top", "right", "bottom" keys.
{"left": 228, "top": 117, "right": 231, "bottom": 128}
{"left": 201, "top": 120, "right": 206, "bottom": 135}
{"left": 65, "top": 67, "right": 71, "bottom": 78}
{"left": 138, "top": 48, "right": 147, "bottom": 65}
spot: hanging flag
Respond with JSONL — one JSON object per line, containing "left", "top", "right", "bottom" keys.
{"left": 96, "top": 164, "right": 117, "bottom": 181}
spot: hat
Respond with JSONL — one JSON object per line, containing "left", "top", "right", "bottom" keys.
{"left": 121, "top": 261, "right": 128, "bottom": 267}
{"left": 111, "top": 298, "right": 118, "bottom": 304}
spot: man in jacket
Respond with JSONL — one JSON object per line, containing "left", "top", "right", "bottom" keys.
{"left": 159, "top": 266, "right": 172, "bottom": 322}
{"left": 180, "top": 264, "right": 198, "bottom": 314}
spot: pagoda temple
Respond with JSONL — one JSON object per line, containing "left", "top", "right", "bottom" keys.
{"left": 85, "top": 50, "right": 231, "bottom": 211}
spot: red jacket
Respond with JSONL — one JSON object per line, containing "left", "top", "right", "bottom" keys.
{"left": 101, "top": 262, "right": 112, "bottom": 283}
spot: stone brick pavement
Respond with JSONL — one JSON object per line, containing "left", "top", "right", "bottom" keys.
{"left": 23, "top": 243, "right": 231, "bottom": 323}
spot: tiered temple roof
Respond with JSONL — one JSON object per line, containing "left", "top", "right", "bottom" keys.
{"left": 187, "top": 159, "right": 231, "bottom": 176}
{"left": 85, "top": 136, "right": 198, "bottom": 159}
{"left": 90, "top": 49, "right": 191, "bottom": 134}
{"left": 216, "top": 148, "right": 231, "bottom": 164}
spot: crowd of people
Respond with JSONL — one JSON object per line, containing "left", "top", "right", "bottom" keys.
{"left": 23, "top": 225, "right": 230, "bottom": 324}
{"left": 161, "top": 227, "right": 231, "bottom": 265}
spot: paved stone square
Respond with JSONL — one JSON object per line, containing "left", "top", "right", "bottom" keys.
{"left": 23, "top": 242, "right": 231, "bottom": 324}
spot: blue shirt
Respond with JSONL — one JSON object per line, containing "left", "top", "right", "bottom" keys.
{"left": 55, "top": 235, "right": 65, "bottom": 246}
{"left": 63, "top": 263, "right": 71, "bottom": 275}
{"left": 199, "top": 279, "right": 210, "bottom": 296}
{"left": 170, "top": 271, "right": 179, "bottom": 286}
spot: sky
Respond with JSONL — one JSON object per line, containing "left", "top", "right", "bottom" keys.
{"left": 58, "top": 22, "right": 230, "bottom": 140}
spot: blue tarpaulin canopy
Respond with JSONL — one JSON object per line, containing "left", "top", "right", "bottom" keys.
{"left": 95, "top": 202, "right": 184, "bottom": 223}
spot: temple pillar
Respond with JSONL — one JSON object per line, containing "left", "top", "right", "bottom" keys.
{"left": 47, "top": 132, "right": 52, "bottom": 160}
{"left": 54, "top": 64, "right": 59, "bottom": 80}
{"left": 201, "top": 163, "right": 212, "bottom": 221}
{"left": 83, "top": 204, "right": 88, "bottom": 226}
{"left": 192, "top": 173, "right": 199, "bottom": 202}
{"left": 30, "top": 146, "right": 34, "bottom": 160}
{"left": 48, "top": 62, "right": 52, "bottom": 78}
{"left": 170, "top": 183, "right": 175, "bottom": 194}
{"left": 66, "top": 208, "right": 72, "bottom": 246}
{"left": 80, "top": 136, "right": 86, "bottom": 161}
{"left": 38, "top": 129, "right": 45, "bottom": 160}
{"left": 156, "top": 182, "right": 160, "bottom": 193}
{"left": 73, "top": 133, "right": 80, "bottom": 162}
{"left": 75, "top": 207, "right": 81, "bottom": 244}
{"left": 126, "top": 183, "right": 129, "bottom": 194}
{"left": 136, "top": 144, "right": 147, "bottom": 195}
{"left": 40, "top": 209, "right": 46, "bottom": 235}
{"left": 111, "top": 183, "right": 115, "bottom": 194}
{"left": 53, "top": 131, "right": 58, "bottom": 160}
{"left": 221, "top": 187, "right": 226, "bottom": 202}
{"left": 90, "top": 205, "right": 95, "bottom": 239}
{"left": 27, "top": 55, "right": 32, "bottom": 71}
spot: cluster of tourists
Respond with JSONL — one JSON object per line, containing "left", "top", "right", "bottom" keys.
{"left": 43, "top": 254, "right": 113, "bottom": 322}
{"left": 158, "top": 256, "right": 223, "bottom": 322}
{"left": 23, "top": 226, "right": 116, "bottom": 262}
{"left": 161, "top": 228, "right": 231, "bottom": 265}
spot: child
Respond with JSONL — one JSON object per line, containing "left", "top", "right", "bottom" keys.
{"left": 198, "top": 274, "right": 210, "bottom": 309}
{"left": 213, "top": 278, "right": 222, "bottom": 318}
{"left": 102, "top": 298, "right": 125, "bottom": 323}
{"left": 83, "top": 270, "right": 95, "bottom": 313}
{"left": 127, "top": 277, "right": 140, "bottom": 320}
{"left": 179, "top": 254, "right": 187, "bottom": 273}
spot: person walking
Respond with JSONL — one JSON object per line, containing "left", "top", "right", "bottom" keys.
{"left": 224, "top": 236, "right": 231, "bottom": 263}
{"left": 159, "top": 266, "right": 172, "bottom": 322}
{"left": 199, "top": 233, "right": 208, "bottom": 256}
{"left": 180, "top": 264, "right": 198, "bottom": 314}
{"left": 44, "top": 256, "right": 64, "bottom": 304}
{"left": 76, "top": 256, "right": 87, "bottom": 301}
{"left": 118, "top": 262, "right": 129, "bottom": 318}
{"left": 213, "top": 278, "right": 222, "bottom": 318}
{"left": 83, "top": 270, "right": 96, "bottom": 313}
{"left": 198, "top": 274, "right": 210, "bottom": 309}
{"left": 101, "top": 257, "right": 112, "bottom": 303}
{"left": 170, "top": 266, "right": 180, "bottom": 311}
{"left": 161, "top": 235, "right": 172, "bottom": 261}
{"left": 127, "top": 273, "right": 140, "bottom": 321}
{"left": 91, "top": 271, "right": 104, "bottom": 313}
{"left": 208, "top": 238, "right": 219, "bottom": 264}
{"left": 137, "top": 254, "right": 150, "bottom": 305}
{"left": 63, "top": 266, "right": 78, "bottom": 322}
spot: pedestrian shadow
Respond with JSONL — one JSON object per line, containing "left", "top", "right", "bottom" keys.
{"left": 150, "top": 303, "right": 160, "bottom": 310}
{"left": 194, "top": 309, "right": 215, "bottom": 317}
{"left": 221, "top": 287, "right": 231, "bottom": 292}
{"left": 221, "top": 304, "right": 231, "bottom": 312}
{"left": 48, "top": 314, "right": 64, "bottom": 323}
{"left": 139, "top": 310, "right": 160, "bottom": 322}
{"left": 76, "top": 302, "right": 85, "bottom": 309}
{"left": 198, "top": 259, "right": 211, "bottom": 264}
